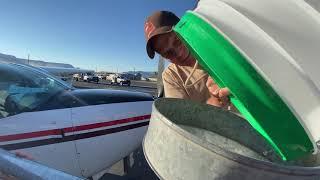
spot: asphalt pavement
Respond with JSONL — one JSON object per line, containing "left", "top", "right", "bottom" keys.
{"left": 72, "top": 79, "right": 157, "bottom": 97}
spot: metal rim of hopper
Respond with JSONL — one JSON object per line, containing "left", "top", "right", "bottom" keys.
{"left": 143, "top": 99, "right": 320, "bottom": 179}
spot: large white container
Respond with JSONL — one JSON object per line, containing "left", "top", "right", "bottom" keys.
{"left": 174, "top": 0, "right": 320, "bottom": 160}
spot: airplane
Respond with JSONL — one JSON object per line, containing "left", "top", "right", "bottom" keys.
{"left": 0, "top": 62, "right": 154, "bottom": 178}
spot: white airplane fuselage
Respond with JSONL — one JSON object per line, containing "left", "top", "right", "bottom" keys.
{"left": 0, "top": 63, "right": 153, "bottom": 177}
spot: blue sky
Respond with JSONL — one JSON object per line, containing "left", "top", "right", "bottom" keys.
{"left": 0, "top": 0, "right": 197, "bottom": 72}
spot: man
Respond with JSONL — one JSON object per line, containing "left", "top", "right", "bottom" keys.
{"left": 144, "top": 11, "right": 230, "bottom": 108}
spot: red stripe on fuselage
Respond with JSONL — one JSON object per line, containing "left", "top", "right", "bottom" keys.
{"left": 0, "top": 114, "right": 151, "bottom": 142}
{"left": 63, "top": 115, "right": 151, "bottom": 133}
{"left": 0, "top": 129, "right": 62, "bottom": 142}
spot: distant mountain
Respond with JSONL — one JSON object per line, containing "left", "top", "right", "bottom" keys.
{"left": 0, "top": 52, "right": 74, "bottom": 68}
{"left": 125, "top": 71, "right": 157, "bottom": 78}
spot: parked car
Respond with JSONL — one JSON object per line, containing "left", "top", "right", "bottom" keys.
{"left": 83, "top": 73, "right": 99, "bottom": 83}
{"left": 111, "top": 75, "right": 130, "bottom": 86}
{"left": 73, "top": 74, "right": 80, "bottom": 81}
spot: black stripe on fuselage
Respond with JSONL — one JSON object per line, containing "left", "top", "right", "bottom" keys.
{"left": 0, "top": 121, "right": 149, "bottom": 150}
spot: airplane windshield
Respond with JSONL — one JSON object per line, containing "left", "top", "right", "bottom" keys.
{"left": 0, "top": 64, "right": 71, "bottom": 118}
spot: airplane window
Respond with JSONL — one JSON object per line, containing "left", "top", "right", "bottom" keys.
{"left": 0, "top": 64, "right": 69, "bottom": 118}
{"left": 0, "top": 85, "right": 9, "bottom": 119}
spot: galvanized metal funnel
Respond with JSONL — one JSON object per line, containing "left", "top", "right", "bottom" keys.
{"left": 143, "top": 98, "right": 320, "bottom": 180}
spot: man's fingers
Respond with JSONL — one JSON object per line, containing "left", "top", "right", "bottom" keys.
{"left": 218, "top": 88, "right": 230, "bottom": 98}
{"left": 207, "top": 85, "right": 220, "bottom": 98}
{"left": 206, "top": 80, "right": 235, "bottom": 111}
{"left": 207, "top": 97, "right": 221, "bottom": 107}
{"left": 206, "top": 77, "right": 215, "bottom": 87}
{"left": 206, "top": 77, "right": 220, "bottom": 98}
{"left": 206, "top": 78, "right": 232, "bottom": 106}
{"left": 220, "top": 96, "right": 230, "bottom": 106}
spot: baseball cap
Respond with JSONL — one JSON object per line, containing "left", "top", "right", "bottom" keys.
{"left": 144, "top": 11, "right": 180, "bottom": 59}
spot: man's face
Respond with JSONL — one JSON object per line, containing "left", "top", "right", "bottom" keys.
{"left": 151, "top": 32, "right": 195, "bottom": 66}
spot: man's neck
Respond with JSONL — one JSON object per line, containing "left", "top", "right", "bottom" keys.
{"left": 185, "top": 55, "right": 197, "bottom": 67}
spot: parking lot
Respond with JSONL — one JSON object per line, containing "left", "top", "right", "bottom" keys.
{"left": 73, "top": 79, "right": 158, "bottom": 97}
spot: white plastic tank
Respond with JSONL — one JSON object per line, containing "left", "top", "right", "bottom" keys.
{"left": 174, "top": 0, "right": 320, "bottom": 160}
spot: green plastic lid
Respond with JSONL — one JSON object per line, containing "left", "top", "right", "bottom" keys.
{"left": 174, "top": 12, "right": 313, "bottom": 161}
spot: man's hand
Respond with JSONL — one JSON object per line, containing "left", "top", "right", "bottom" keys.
{"left": 206, "top": 77, "right": 231, "bottom": 110}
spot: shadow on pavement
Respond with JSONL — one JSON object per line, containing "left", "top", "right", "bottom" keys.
{"left": 100, "top": 146, "right": 159, "bottom": 180}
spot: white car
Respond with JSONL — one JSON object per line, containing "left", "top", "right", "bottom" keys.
{"left": 111, "top": 75, "right": 131, "bottom": 86}
{"left": 83, "top": 73, "right": 99, "bottom": 83}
